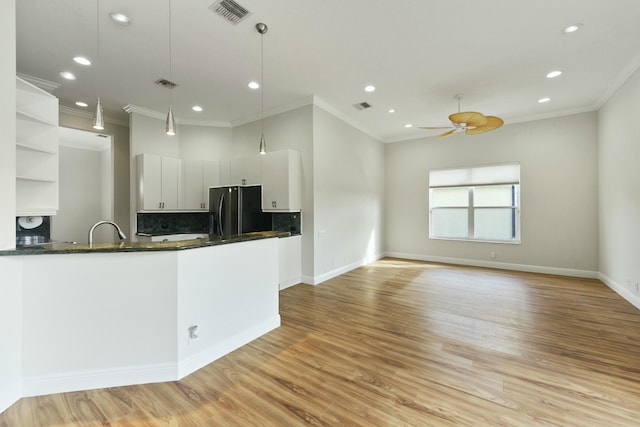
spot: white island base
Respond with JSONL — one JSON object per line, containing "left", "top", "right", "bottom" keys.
{"left": 18, "top": 237, "right": 280, "bottom": 397}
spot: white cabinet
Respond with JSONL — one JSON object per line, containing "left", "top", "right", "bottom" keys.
{"left": 278, "top": 235, "right": 302, "bottom": 290}
{"left": 261, "top": 149, "right": 301, "bottom": 212}
{"left": 229, "top": 154, "right": 261, "bottom": 186}
{"left": 15, "top": 77, "right": 59, "bottom": 216}
{"left": 137, "top": 154, "right": 181, "bottom": 211}
{"left": 182, "top": 159, "right": 220, "bottom": 210}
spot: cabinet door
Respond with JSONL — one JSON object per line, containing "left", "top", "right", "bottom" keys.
{"left": 261, "top": 150, "right": 288, "bottom": 211}
{"left": 201, "top": 160, "right": 220, "bottom": 209}
{"left": 138, "top": 154, "right": 162, "bottom": 210}
{"left": 261, "top": 149, "right": 301, "bottom": 212}
{"left": 161, "top": 156, "right": 180, "bottom": 210}
{"left": 278, "top": 236, "right": 302, "bottom": 290}
{"left": 182, "top": 159, "right": 204, "bottom": 210}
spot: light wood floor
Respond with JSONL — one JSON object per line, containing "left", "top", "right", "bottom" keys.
{"left": 3, "top": 258, "right": 640, "bottom": 426}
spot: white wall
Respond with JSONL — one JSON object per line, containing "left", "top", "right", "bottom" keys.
{"left": 598, "top": 67, "right": 640, "bottom": 305}
{"left": 0, "top": 258, "right": 22, "bottom": 414}
{"left": 0, "top": 0, "right": 16, "bottom": 250}
{"left": 128, "top": 113, "right": 233, "bottom": 235}
{"left": 51, "top": 146, "right": 112, "bottom": 244}
{"left": 0, "top": 0, "right": 22, "bottom": 415}
{"left": 312, "top": 106, "right": 385, "bottom": 282}
{"left": 179, "top": 124, "right": 232, "bottom": 161}
{"left": 232, "top": 105, "right": 315, "bottom": 279}
{"left": 59, "top": 112, "right": 130, "bottom": 238}
{"left": 385, "top": 112, "right": 599, "bottom": 276}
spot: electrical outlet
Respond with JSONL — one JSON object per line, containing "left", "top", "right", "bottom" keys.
{"left": 490, "top": 251, "right": 496, "bottom": 260}
{"left": 188, "top": 325, "right": 199, "bottom": 341}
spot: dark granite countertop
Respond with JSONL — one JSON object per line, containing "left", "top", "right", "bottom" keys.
{"left": 1, "top": 231, "right": 290, "bottom": 256}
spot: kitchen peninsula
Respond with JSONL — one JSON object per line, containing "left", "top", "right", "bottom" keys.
{"left": 1, "top": 232, "right": 285, "bottom": 397}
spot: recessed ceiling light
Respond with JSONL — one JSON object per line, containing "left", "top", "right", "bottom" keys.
{"left": 563, "top": 23, "right": 583, "bottom": 34}
{"left": 546, "top": 70, "right": 563, "bottom": 79}
{"left": 60, "top": 71, "right": 76, "bottom": 80}
{"left": 364, "top": 85, "right": 376, "bottom": 92}
{"left": 73, "top": 56, "right": 91, "bottom": 66}
{"left": 538, "top": 97, "right": 551, "bottom": 103}
{"left": 109, "top": 12, "right": 131, "bottom": 25}
{"left": 404, "top": 123, "right": 413, "bottom": 128}
{"left": 192, "top": 106, "right": 203, "bottom": 112}
{"left": 248, "top": 81, "right": 260, "bottom": 89}
{"left": 75, "top": 101, "right": 89, "bottom": 107}
{"left": 388, "top": 108, "right": 396, "bottom": 113}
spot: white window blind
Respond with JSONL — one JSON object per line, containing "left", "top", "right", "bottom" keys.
{"left": 429, "top": 163, "right": 521, "bottom": 243}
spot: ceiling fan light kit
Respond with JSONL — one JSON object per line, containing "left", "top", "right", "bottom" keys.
{"left": 419, "top": 94, "right": 504, "bottom": 138}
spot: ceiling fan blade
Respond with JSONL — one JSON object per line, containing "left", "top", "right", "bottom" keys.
{"left": 449, "top": 111, "right": 487, "bottom": 127}
{"left": 465, "top": 116, "right": 504, "bottom": 135}
{"left": 418, "top": 126, "right": 453, "bottom": 130}
{"left": 438, "top": 129, "right": 456, "bottom": 138}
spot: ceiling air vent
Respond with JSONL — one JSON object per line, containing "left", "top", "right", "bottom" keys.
{"left": 155, "top": 78, "right": 177, "bottom": 89}
{"left": 353, "top": 102, "right": 372, "bottom": 110}
{"left": 209, "top": 0, "right": 251, "bottom": 25}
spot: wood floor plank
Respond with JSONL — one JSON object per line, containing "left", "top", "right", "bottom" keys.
{"left": 3, "top": 258, "right": 640, "bottom": 426}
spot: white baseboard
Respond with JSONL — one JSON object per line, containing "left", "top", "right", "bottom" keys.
{"left": 0, "top": 379, "right": 21, "bottom": 415}
{"left": 305, "top": 253, "right": 384, "bottom": 285}
{"left": 177, "top": 315, "right": 281, "bottom": 379}
{"left": 22, "top": 363, "right": 177, "bottom": 398}
{"left": 384, "top": 252, "right": 599, "bottom": 279}
{"left": 20, "top": 315, "right": 282, "bottom": 398}
{"left": 279, "top": 277, "right": 301, "bottom": 290}
{"left": 598, "top": 273, "right": 640, "bottom": 310}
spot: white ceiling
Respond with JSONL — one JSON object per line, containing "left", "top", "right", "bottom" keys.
{"left": 16, "top": 0, "right": 640, "bottom": 142}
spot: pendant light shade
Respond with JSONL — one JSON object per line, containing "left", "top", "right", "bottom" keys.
{"left": 93, "top": 97, "right": 104, "bottom": 130}
{"left": 165, "top": 0, "right": 176, "bottom": 136}
{"left": 166, "top": 106, "right": 176, "bottom": 136}
{"left": 259, "top": 133, "right": 266, "bottom": 154}
{"left": 257, "top": 23, "right": 268, "bottom": 154}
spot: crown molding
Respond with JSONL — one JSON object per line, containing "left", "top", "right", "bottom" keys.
{"left": 312, "top": 95, "right": 383, "bottom": 141}
{"left": 230, "top": 95, "right": 315, "bottom": 127}
{"left": 123, "top": 104, "right": 231, "bottom": 128}
{"left": 17, "top": 73, "right": 60, "bottom": 92}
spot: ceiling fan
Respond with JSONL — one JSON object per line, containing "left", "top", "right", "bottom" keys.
{"left": 420, "top": 94, "right": 504, "bottom": 138}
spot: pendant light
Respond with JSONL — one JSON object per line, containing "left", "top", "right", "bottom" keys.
{"left": 92, "top": 0, "right": 104, "bottom": 130}
{"left": 256, "top": 23, "right": 268, "bottom": 154}
{"left": 93, "top": 97, "right": 104, "bottom": 130}
{"left": 165, "top": 0, "right": 176, "bottom": 136}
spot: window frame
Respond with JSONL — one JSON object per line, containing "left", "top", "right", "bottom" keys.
{"left": 429, "top": 165, "right": 521, "bottom": 244}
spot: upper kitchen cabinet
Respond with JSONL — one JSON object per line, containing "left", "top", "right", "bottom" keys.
{"left": 229, "top": 154, "right": 261, "bottom": 186}
{"left": 181, "top": 159, "right": 220, "bottom": 210}
{"left": 261, "top": 149, "right": 301, "bottom": 212}
{"left": 15, "top": 77, "right": 59, "bottom": 216}
{"left": 137, "top": 154, "right": 181, "bottom": 211}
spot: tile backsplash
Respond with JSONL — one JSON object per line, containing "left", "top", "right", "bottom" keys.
{"left": 272, "top": 212, "right": 301, "bottom": 235}
{"left": 137, "top": 212, "right": 210, "bottom": 235}
{"left": 137, "top": 211, "right": 302, "bottom": 236}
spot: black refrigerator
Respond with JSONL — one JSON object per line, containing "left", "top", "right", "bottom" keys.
{"left": 209, "top": 185, "right": 272, "bottom": 237}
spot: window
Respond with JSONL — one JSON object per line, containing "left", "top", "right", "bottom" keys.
{"left": 429, "top": 164, "right": 520, "bottom": 243}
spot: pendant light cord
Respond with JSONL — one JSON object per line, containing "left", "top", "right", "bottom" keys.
{"left": 260, "top": 29, "right": 264, "bottom": 134}
{"left": 96, "top": 0, "right": 100, "bottom": 60}
{"left": 168, "top": 0, "right": 172, "bottom": 106}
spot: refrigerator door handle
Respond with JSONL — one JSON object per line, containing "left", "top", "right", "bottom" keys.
{"left": 217, "top": 193, "right": 225, "bottom": 237}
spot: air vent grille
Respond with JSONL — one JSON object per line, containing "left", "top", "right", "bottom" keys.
{"left": 155, "top": 78, "right": 177, "bottom": 89}
{"left": 353, "top": 102, "right": 372, "bottom": 110}
{"left": 209, "top": 0, "right": 251, "bottom": 25}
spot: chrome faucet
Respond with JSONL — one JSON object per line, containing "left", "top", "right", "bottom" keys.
{"left": 88, "top": 220, "right": 127, "bottom": 246}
